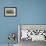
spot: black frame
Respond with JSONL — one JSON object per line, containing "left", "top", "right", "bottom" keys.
{"left": 4, "top": 7, "right": 17, "bottom": 17}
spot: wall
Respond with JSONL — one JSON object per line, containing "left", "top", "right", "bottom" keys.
{"left": 0, "top": 0, "right": 21, "bottom": 44}
{"left": 20, "top": 0, "right": 46, "bottom": 24}
{"left": 0, "top": 0, "right": 46, "bottom": 44}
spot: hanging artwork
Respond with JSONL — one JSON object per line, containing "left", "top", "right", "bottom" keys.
{"left": 8, "top": 32, "right": 16, "bottom": 41}
{"left": 4, "top": 7, "right": 17, "bottom": 17}
{"left": 8, "top": 32, "right": 16, "bottom": 46}
{"left": 18, "top": 24, "right": 46, "bottom": 41}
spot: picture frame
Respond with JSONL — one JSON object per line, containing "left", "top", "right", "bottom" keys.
{"left": 4, "top": 7, "right": 17, "bottom": 17}
{"left": 18, "top": 24, "right": 46, "bottom": 42}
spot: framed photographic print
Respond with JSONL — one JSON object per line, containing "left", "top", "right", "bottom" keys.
{"left": 4, "top": 7, "right": 17, "bottom": 17}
